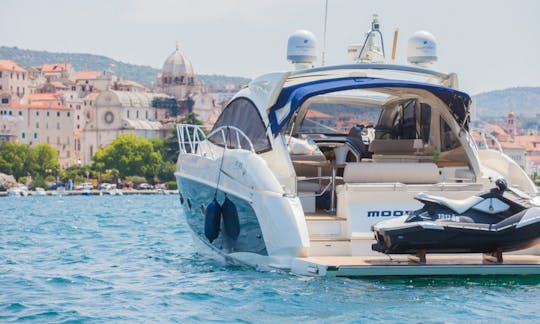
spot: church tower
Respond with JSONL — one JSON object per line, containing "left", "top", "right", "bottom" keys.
{"left": 507, "top": 111, "right": 516, "bottom": 142}
{"left": 155, "top": 43, "right": 203, "bottom": 115}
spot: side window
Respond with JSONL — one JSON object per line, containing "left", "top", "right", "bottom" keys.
{"left": 210, "top": 98, "right": 271, "bottom": 153}
{"left": 420, "top": 103, "right": 431, "bottom": 143}
{"left": 401, "top": 99, "right": 416, "bottom": 139}
{"left": 440, "top": 118, "right": 460, "bottom": 151}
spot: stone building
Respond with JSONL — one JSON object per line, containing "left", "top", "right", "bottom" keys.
{"left": 0, "top": 92, "right": 75, "bottom": 167}
{"left": 79, "top": 90, "right": 173, "bottom": 165}
{"left": 40, "top": 63, "right": 75, "bottom": 82}
{"left": 0, "top": 60, "right": 29, "bottom": 100}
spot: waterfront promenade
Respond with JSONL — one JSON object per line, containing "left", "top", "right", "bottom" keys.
{"left": 0, "top": 189, "right": 177, "bottom": 197}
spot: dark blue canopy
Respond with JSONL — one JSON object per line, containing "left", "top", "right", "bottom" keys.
{"left": 268, "top": 77, "right": 471, "bottom": 135}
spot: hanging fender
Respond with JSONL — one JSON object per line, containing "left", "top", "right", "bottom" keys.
{"left": 222, "top": 196, "right": 240, "bottom": 241}
{"left": 204, "top": 198, "right": 222, "bottom": 243}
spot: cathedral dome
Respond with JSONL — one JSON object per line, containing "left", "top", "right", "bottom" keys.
{"left": 162, "top": 44, "right": 194, "bottom": 76}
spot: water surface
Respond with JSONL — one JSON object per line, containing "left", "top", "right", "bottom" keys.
{"left": 2, "top": 195, "right": 540, "bottom": 323}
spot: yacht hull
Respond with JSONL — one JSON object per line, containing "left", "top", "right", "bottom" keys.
{"left": 177, "top": 175, "right": 268, "bottom": 256}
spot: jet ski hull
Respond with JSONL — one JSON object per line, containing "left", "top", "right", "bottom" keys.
{"left": 373, "top": 208, "right": 540, "bottom": 254}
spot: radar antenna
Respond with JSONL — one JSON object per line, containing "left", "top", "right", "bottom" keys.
{"left": 347, "top": 14, "right": 386, "bottom": 63}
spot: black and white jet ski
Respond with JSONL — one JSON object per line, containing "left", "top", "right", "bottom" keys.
{"left": 372, "top": 179, "right": 540, "bottom": 260}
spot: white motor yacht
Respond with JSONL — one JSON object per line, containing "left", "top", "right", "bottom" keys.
{"left": 175, "top": 17, "right": 539, "bottom": 276}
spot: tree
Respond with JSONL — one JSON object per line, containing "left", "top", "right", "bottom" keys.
{"left": 0, "top": 142, "right": 31, "bottom": 180}
{"left": 93, "top": 134, "right": 163, "bottom": 180}
{"left": 180, "top": 112, "right": 204, "bottom": 126}
{"left": 157, "top": 161, "right": 176, "bottom": 183}
{"left": 0, "top": 142, "right": 59, "bottom": 181}
{"left": 32, "top": 143, "right": 59, "bottom": 177}
{"left": 162, "top": 130, "right": 180, "bottom": 163}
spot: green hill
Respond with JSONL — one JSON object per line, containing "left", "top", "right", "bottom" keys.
{"left": 473, "top": 87, "right": 540, "bottom": 117}
{"left": 2, "top": 46, "right": 538, "bottom": 117}
{"left": 0, "top": 46, "right": 250, "bottom": 89}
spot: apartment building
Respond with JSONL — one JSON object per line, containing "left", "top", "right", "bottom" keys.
{"left": 0, "top": 92, "right": 75, "bottom": 167}
{"left": 0, "top": 60, "right": 29, "bottom": 100}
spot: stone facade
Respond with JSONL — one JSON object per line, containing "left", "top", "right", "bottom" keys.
{"left": 0, "top": 60, "right": 29, "bottom": 100}
{"left": 0, "top": 93, "right": 75, "bottom": 167}
{"left": 79, "top": 90, "right": 172, "bottom": 165}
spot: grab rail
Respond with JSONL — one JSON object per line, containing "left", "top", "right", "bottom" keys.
{"left": 176, "top": 124, "right": 255, "bottom": 159}
{"left": 477, "top": 129, "right": 503, "bottom": 153}
{"left": 177, "top": 124, "right": 208, "bottom": 154}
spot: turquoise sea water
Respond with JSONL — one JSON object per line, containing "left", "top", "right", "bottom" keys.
{"left": 2, "top": 195, "right": 540, "bottom": 323}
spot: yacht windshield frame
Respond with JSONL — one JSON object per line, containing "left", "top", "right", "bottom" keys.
{"left": 268, "top": 77, "right": 471, "bottom": 136}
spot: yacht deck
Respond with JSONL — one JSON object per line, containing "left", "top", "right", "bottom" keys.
{"left": 292, "top": 254, "right": 540, "bottom": 277}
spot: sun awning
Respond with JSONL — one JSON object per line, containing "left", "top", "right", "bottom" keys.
{"left": 268, "top": 77, "right": 471, "bottom": 135}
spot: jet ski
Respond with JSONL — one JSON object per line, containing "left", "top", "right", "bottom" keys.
{"left": 372, "top": 179, "right": 540, "bottom": 261}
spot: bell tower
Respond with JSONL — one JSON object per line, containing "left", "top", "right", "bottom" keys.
{"left": 507, "top": 112, "right": 516, "bottom": 142}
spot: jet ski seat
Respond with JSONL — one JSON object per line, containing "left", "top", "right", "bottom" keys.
{"left": 415, "top": 192, "right": 484, "bottom": 214}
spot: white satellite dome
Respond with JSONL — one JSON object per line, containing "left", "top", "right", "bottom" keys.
{"left": 287, "top": 30, "right": 318, "bottom": 69}
{"left": 407, "top": 31, "right": 437, "bottom": 67}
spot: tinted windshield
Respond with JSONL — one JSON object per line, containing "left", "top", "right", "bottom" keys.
{"left": 294, "top": 103, "right": 383, "bottom": 135}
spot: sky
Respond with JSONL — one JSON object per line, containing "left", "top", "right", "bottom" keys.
{"left": 2, "top": 0, "right": 539, "bottom": 95}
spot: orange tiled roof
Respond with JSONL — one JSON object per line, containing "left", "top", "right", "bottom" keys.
{"left": 470, "top": 130, "right": 484, "bottom": 142}
{"left": 483, "top": 124, "right": 509, "bottom": 142}
{"left": 500, "top": 141, "right": 526, "bottom": 149}
{"left": 0, "top": 60, "right": 26, "bottom": 72}
{"left": 306, "top": 110, "right": 332, "bottom": 119}
{"left": 11, "top": 101, "right": 72, "bottom": 111}
{"left": 28, "top": 93, "right": 61, "bottom": 102}
{"left": 75, "top": 71, "right": 101, "bottom": 80}
{"left": 529, "top": 155, "right": 540, "bottom": 164}
{"left": 514, "top": 135, "right": 540, "bottom": 152}
{"left": 41, "top": 63, "right": 72, "bottom": 73}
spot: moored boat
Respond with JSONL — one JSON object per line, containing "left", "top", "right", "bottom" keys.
{"left": 175, "top": 16, "right": 539, "bottom": 276}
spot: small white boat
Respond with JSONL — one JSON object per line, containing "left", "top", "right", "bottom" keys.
{"left": 103, "top": 188, "right": 123, "bottom": 195}
{"left": 7, "top": 187, "right": 28, "bottom": 197}
{"left": 31, "top": 187, "right": 47, "bottom": 196}
{"left": 174, "top": 16, "right": 539, "bottom": 276}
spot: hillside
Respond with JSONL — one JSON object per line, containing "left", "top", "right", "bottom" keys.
{"left": 473, "top": 87, "right": 540, "bottom": 117}
{"left": 1, "top": 46, "right": 538, "bottom": 117}
{"left": 0, "top": 46, "right": 250, "bottom": 89}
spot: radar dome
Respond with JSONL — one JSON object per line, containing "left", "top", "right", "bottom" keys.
{"left": 407, "top": 31, "right": 437, "bottom": 66}
{"left": 287, "top": 30, "right": 318, "bottom": 69}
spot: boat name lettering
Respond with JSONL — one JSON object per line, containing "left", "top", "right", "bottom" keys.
{"left": 367, "top": 210, "right": 412, "bottom": 217}
{"left": 436, "top": 213, "right": 458, "bottom": 221}
{"left": 234, "top": 160, "right": 247, "bottom": 176}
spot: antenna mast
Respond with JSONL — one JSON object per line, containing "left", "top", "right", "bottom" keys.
{"left": 321, "top": 0, "right": 328, "bottom": 66}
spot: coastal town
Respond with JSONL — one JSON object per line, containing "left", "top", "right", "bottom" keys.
{"left": 0, "top": 45, "right": 246, "bottom": 195}
{"left": 0, "top": 43, "right": 539, "bottom": 195}
{"left": 0, "top": 44, "right": 243, "bottom": 169}
{"left": 3, "top": 1, "right": 540, "bottom": 322}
